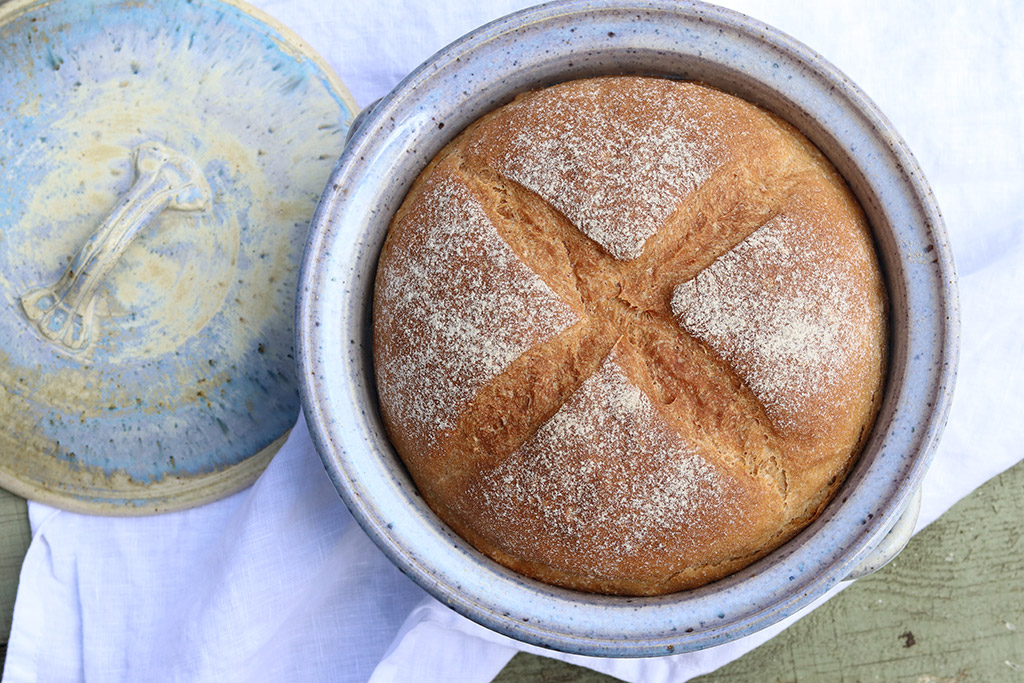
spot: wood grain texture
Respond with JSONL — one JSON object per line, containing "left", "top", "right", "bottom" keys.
{"left": 0, "top": 462, "right": 1018, "bottom": 680}
{"left": 495, "top": 460, "right": 1024, "bottom": 682}
{"left": 0, "top": 487, "right": 29, "bottom": 644}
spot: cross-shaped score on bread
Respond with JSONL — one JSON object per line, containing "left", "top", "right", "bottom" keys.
{"left": 373, "top": 77, "right": 886, "bottom": 596}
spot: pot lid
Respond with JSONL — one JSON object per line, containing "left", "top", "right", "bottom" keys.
{"left": 0, "top": 0, "right": 357, "bottom": 513}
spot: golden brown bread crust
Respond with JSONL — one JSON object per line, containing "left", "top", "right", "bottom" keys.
{"left": 373, "top": 76, "right": 887, "bottom": 596}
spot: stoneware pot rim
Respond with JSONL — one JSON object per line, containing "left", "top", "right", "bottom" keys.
{"left": 297, "top": 0, "right": 959, "bottom": 657}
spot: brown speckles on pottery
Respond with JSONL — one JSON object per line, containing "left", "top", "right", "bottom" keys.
{"left": 297, "top": 0, "right": 958, "bottom": 657}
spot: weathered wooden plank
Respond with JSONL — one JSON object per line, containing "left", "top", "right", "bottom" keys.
{"left": 0, "top": 463, "right": 1018, "bottom": 679}
{"left": 0, "top": 487, "right": 30, "bottom": 644}
{"left": 496, "top": 461, "right": 1024, "bottom": 682}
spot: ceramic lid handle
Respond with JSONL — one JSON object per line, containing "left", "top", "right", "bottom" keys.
{"left": 20, "top": 142, "right": 211, "bottom": 351}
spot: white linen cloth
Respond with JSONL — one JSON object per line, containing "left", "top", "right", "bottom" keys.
{"left": 4, "top": 1, "right": 1023, "bottom": 681}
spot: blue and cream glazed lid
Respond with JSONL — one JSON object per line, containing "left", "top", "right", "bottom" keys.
{"left": 0, "top": 0, "right": 358, "bottom": 513}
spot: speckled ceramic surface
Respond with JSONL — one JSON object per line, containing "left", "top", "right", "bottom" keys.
{"left": 298, "top": 0, "right": 959, "bottom": 657}
{"left": 0, "top": 0, "right": 357, "bottom": 513}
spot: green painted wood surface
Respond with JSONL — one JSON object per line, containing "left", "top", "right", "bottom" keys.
{"left": 0, "top": 487, "right": 29, "bottom": 645}
{"left": 495, "top": 460, "right": 1024, "bottom": 683}
{"left": 0, "top": 485, "right": 30, "bottom": 672}
{"left": 0, "top": 462, "right": 1018, "bottom": 679}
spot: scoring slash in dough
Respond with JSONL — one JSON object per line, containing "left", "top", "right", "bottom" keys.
{"left": 472, "top": 343, "right": 761, "bottom": 583}
{"left": 671, "top": 210, "right": 869, "bottom": 435}
{"left": 464, "top": 78, "right": 730, "bottom": 261}
{"left": 374, "top": 167, "right": 580, "bottom": 451}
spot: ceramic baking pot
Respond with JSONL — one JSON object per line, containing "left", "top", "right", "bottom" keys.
{"left": 297, "top": 0, "right": 959, "bottom": 656}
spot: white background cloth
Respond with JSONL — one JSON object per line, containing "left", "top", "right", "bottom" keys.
{"left": 4, "top": 1, "right": 1023, "bottom": 681}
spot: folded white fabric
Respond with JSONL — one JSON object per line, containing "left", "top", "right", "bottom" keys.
{"left": 5, "top": 1, "right": 1024, "bottom": 682}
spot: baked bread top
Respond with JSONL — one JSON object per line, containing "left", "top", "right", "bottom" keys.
{"left": 372, "top": 76, "right": 887, "bottom": 595}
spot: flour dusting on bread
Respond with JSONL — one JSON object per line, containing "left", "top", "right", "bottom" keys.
{"left": 467, "top": 79, "right": 724, "bottom": 261}
{"left": 671, "top": 212, "right": 862, "bottom": 430}
{"left": 375, "top": 170, "right": 579, "bottom": 448}
{"left": 479, "top": 347, "right": 732, "bottom": 575}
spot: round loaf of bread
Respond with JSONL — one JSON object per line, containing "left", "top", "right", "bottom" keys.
{"left": 372, "top": 76, "right": 887, "bottom": 596}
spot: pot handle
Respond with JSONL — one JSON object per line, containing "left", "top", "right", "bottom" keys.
{"left": 344, "top": 99, "right": 382, "bottom": 146}
{"left": 845, "top": 486, "right": 922, "bottom": 581}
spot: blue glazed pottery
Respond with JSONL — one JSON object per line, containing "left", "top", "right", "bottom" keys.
{"left": 0, "top": 0, "right": 357, "bottom": 513}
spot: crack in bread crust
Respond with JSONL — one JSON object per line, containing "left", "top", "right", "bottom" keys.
{"left": 461, "top": 158, "right": 794, "bottom": 504}
{"left": 428, "top": 317, "right": 616, "bottom": 501}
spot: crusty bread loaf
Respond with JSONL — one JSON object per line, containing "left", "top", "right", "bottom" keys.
{"left": 372, "top": 76, "right": 887, "bottom": 596}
